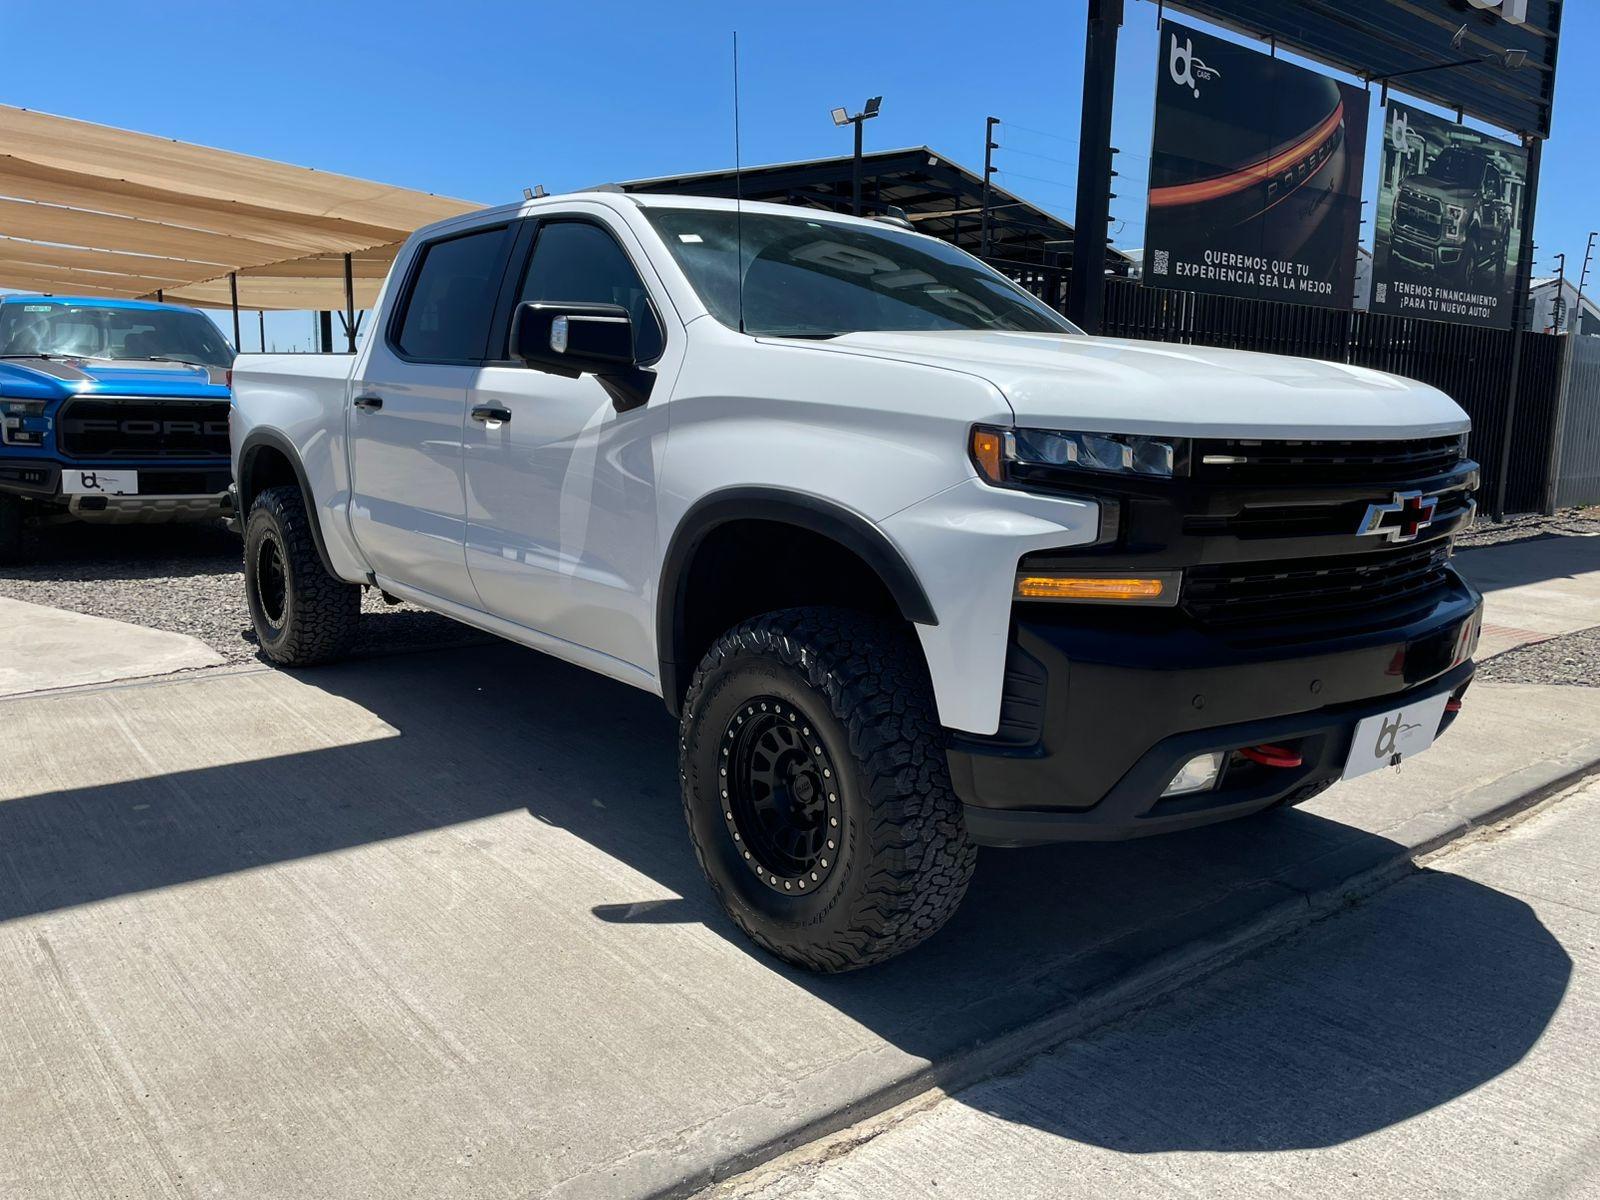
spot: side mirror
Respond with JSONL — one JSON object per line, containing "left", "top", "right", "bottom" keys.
{"left": 509, "top": 301, "right": 654, "bottom": 411}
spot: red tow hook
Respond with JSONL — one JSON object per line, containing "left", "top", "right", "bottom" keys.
{"left": 1445, "top": 698, "right": 1464, "bottom": 713}
{"left": 1239, "top": 743, "right": 1303, "bottom": 769}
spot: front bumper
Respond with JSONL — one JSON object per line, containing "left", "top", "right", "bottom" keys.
{"left": 0, "top": 456, "right": 232, "bottom": 522}
{"left": 949, "top": 570, "right": 1482, "bottom": 846}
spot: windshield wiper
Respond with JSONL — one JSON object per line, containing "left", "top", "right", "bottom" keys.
{"left": 757, "top": 331, "right": 843, "bottom": 340}
{"left": 0, "top": 352, "right": 67, "bottom": 360}
{"left": 142, "top": 355, "right": 212, "bottom": 369}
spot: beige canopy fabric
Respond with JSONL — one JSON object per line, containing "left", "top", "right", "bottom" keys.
{"left": 0, "top": 104, "right": 479, "bottom": 312}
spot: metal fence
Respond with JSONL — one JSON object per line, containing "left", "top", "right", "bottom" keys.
{"left": 1549, "top": 334, "right": 1600, "bottom": 510}
{"left": 1096, "top": 279, "right": 1566, "bottom": 515}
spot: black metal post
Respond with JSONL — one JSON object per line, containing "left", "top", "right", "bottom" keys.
{"left": 1067, "top": 0, "right": 1123, "bottom": 333}
{"left": 344, "top": 252, "right": 357, "bottom": 353}
{"left": 259, "top": 309, "right": 266, "bottom": 352}
{"left": 229, "top": 272, "right": 241, "bottom": 349}
{"left": 851, "top": 119, "right": 864, "bottom": 216}
{"left": 1493, "top": 134, "right": 1543, "bottom": 521}
{"left": 1554, "top": 252, "right": 1567, "bottom": 333}
{"left": 980, "top": 116, "right": 999, "bottom": 259}
{"left": 155, "top": 289, "right": 164, "bottom": 303}
{"left": 318, "top": 311, "right": 334, "bottom": 354}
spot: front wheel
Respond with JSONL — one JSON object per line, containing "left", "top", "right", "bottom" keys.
{"left": 680, "top": 607, "right": 977, "bottom": 972}
{"left": 243, "top": 486, "right": 359, "bottom": 665}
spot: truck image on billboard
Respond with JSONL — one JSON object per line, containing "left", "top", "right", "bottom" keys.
{"left": 1371, "top": 102, "right": 1528, "bottom": 328}
{"left": 1142, "top": 19, "right": 1369, "bottom": 309}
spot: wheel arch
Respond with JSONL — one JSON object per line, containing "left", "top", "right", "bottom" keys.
{"left": 236, "top": 428, "right": 338, "bottom": 578}
{"left": 657, "top": 487, "right": 938, "bottom": 716}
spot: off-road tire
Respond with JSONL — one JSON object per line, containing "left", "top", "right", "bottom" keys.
{"left": 244, "top": 485, "right": 359, "bottom": 666}
{"left": 0, "top": 493, "right": 23, "bottom": 566}
{"left": 680, "top": 607, "right": 977, "bottom": 971}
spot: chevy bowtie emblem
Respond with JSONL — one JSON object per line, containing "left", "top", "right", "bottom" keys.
{"left": 1358, "top": 490, "right": 1440, "bottom": 544}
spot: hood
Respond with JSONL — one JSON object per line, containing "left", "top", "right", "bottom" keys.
{"left": 1401, "top": 178, "right": 1477, "bottom": 206}
{"left": 0, "top": 357, "right": 230, "bottom": 402}
{"left": 779, "top": 331, "right": 1469, "bottom": 439}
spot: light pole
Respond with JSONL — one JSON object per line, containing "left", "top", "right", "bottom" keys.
{"left": 831, "top": 96, "right": 882, "bottom": 216}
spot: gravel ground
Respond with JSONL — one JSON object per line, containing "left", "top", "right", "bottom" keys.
{"left": 0, "top": 521, "right": 484, "bottom": 663}
{"left": 1454, "top": 506, "right": 1600, "bottom": 548}
{"left": 1478, "top": 626, "right": 1600, "bottom": 688}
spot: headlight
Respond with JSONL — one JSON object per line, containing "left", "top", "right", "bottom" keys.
{"left": 1445, "top": 204, "right": 1466, "bottom": 240}
{"left": 0, "top": 399, "right": 47, "bottom": 447}
{"left": 970, "top": 425, "right": 1178, "bottom": 487}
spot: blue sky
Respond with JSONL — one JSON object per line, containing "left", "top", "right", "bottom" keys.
{"left": 3, "top": 0, "right": 1593, "bottom": 349}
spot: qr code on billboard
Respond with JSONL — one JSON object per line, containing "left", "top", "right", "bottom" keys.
{"left": 1375, "top": 283, "right": 1387, "bottom": 304}
{"left": 1153, "top": 250, "right": 1170, "bottom": 276}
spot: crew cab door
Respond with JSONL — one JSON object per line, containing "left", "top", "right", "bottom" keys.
{"left": 461, "top": 211, "right": 675, "bottom": 676}
{"left": 348, "top": 221, "right": 515, "bottom": 607}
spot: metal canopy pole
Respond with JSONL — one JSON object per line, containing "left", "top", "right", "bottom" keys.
{"left": 229, "top": 272, "right": 240, "bottom": 349}
{"left": 1067, "top": 0, "right": 1123, "bottom": 333}
{"left": 851, "top": 119, "right": 864, "bottom": 216}
{"left": 343, "top": 253, "right": 356, "bottom": 353}
{"left": 259, "top": 309, "right": 267, "bottom": 352}
{"left": 318, "top": 311, "right": 333, "bottom": 353}
{"left": 980, "top": 116, "right": 999, "bottom": 259}
{"left": 1493, "top": 134, "right": 1544, "bottom": 521}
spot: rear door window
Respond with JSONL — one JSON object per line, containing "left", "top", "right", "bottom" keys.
{"left": 393, "top": 225, "right": 513, "bottom": 362}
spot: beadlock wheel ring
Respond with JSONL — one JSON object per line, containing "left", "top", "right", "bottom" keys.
{"left": 719, "top": 696, "right": 841, "bottom": 895}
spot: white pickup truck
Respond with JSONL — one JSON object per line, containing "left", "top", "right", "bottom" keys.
{"left": 229, "top": 192, "right": 1483, "bottom": 970}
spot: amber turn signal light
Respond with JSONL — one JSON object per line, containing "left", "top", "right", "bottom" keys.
{"left": 969, "top": 427, "right": 1006, "bottom": 484}
{"left": 1014, "top": 573, "right": 1179, "bottom": 605}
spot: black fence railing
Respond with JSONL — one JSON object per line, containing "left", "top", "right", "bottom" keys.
{"left": 1094, "top": 279, "right": 1565, "bottom": 515}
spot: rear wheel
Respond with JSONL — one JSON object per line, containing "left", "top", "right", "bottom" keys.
{"left": 680, "top": 607, "right": 977, "bottom": 972}
{"left": 0, "top": 494, "right": 22, "bottom": 565}
{"left": 243, "top": 485, "right": 359, "bottom": 665}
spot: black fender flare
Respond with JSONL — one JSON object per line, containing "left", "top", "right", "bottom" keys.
{"left": 656, "top": 486, "right": 937, "bottom": 715}
{"left": 235, "top": 428, "right": 339, "bottom": 578}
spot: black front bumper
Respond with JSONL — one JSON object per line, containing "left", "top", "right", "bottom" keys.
{"left": 949, "top": 570, "right": 1482, "bottom": 846}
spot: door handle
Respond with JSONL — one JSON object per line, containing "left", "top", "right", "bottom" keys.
{"left": 471, "top": 404, "right": 513, "bottom": 425}
{"left": 353, "top": 394, "right": 384, "bottom": 412}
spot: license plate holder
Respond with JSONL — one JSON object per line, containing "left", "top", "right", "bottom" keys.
{"left": 62, "top": 469, "right": 138, "bottom": 496}
{"left": 1342, "top": 692, "right": 1451, "bottom": 781}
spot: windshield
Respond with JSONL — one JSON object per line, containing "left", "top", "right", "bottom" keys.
{"left": 1424, "top": 148, "right": 1486, "bottom": 189}
{"left": 0, "top": 302, "right": 236, "bottom": 368}
{"left": 643, "top": 208, "right": 1080, "bottom": 338}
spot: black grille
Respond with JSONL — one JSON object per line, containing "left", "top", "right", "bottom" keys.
{"left": 1192, "top": 435, "right": 1465, "bottom": 486}
{"left": 1395, "top": 193, "right": 1443, "bottom": 240}
{"left": 1183, "top": 542, "right": 1453, "bottom": 632}
{"left": 56, "top": 397, "right": 230, "bottom": 461}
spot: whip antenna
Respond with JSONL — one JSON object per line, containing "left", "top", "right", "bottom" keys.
{"left": 733, "top": 30, "right": 746, "bottom": 334}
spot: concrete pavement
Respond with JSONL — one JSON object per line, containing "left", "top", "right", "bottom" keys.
{"left": 709, "top": 778, "right": 1600, "bottom": 1200}
{"left": 0, "top": 595, "right": 221, "bottom": 696}
{"left": 2, "top": 642, "right": 1599, "bottom": 1199}
{"left": 1455, "top": 527, "right": 1600, "bottom": 659}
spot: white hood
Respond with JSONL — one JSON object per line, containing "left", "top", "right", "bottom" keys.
{"left": 787, "top": 330, "right": 1471, "bottom": 439}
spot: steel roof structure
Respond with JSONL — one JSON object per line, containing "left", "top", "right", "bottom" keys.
{"left": 622, "top": 147, "right": 1134, "bottom": 276}
{"left": 0, "top": 105, "right": 479, "bottom": 316}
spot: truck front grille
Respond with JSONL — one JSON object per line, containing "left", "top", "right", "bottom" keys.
{"left": 1183, "top": 542, "right": 1453, "bottom": 633}
{"left": 1396, "top": 193, "right": 1443, "bottom": 239}
{"left": 1192, "top": 435, "right": 1465, "bottom": 486}
{"left": 56, "top": 397, "right": 231, "bottom": 461}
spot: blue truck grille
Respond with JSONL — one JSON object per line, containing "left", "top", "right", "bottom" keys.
{"left": 56, "top": 397, "right": 231, "bottom": 461}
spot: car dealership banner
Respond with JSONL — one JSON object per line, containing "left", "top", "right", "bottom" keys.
{"left": 1143, "top": 20, "right": 1369, "bottom": 309}
{"left": 1370, "top": 102, "right": 1528, "bottom": 329}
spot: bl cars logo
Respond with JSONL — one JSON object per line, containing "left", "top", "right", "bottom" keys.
{"left": 1169, "top": 34, "right": 1221, "bottom": 100}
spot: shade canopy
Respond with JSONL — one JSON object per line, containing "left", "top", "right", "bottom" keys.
{"left": 0, "top": 105, "right": 480, "bottom": 311}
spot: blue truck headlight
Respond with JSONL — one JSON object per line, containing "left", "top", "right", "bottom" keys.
{"left": 971, "top": 425, "right": 1178, "bottom": 484}
{"left": 0, "top": 399, "right": 47, "bottom": 447}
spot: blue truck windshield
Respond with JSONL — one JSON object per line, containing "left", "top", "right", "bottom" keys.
{"left": 643, "top": 208, "right": 1080, "bottom": 338}
{"left": 0, "top": 302, "right": 236, "bottom": 368}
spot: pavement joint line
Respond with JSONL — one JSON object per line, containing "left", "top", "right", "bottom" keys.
{"left": 0, "top": 660, "right": 272, "bottom": 706}
{"left": 673, "top": 738, "right": 1600, "bottom": 1200}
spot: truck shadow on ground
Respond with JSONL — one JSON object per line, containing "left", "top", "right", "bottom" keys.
{"left": 1456, "top": 528, "right": 1600, "bottom": 593}
{"left": 0, "top": 640, "right": 1569, "bottom": 1159}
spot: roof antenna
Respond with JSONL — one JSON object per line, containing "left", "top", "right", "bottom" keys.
{"left": 733, "top": 30, "right": 747, "bottom": 335}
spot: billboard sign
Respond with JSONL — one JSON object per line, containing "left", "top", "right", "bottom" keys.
{"left": 1143, "top": 20, "right": 1369, "bottom": 309}
{"left": 1370, "top": 102, "right": 1529, "bottom": 328}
